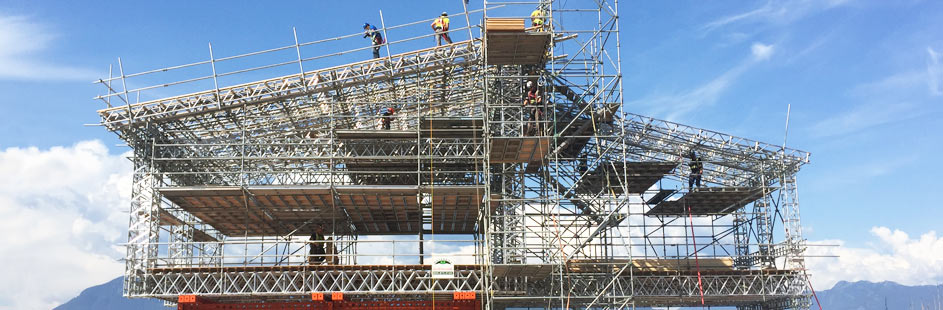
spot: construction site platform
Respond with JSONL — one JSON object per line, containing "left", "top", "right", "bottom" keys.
{"left": 159, "top": 185, "right": 486, "bottom": 235}
{"left": 148, "top": 260, "right": 794, "bottom": 277}
{"left": 485, "top": 19, "right": 552, "bottom": 65}
{"left": 575, "top": 162, "right": 678, "bottom": 194}
{"left": 645, "top": 187, "right": 765, "bottom": 216}
{"left": 489, "top": 137, "right": 550, "bottom": 163}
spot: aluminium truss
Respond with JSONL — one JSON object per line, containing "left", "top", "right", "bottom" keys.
{"left": 97, "top": 1, "right": 813, "bottom": 309}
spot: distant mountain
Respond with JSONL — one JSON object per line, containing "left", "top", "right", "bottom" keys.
{"left": 54, "top": 276, "right": 164, "bottom": 310}
{"left": 817, "top": 280, "right": 943, "bottom": 310}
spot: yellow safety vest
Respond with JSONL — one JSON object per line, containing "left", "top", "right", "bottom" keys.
{"left": 432, "top": 17, "right": 450, "bottom": 30}
{"left": 531, "top": 10, "right": 544, "bottom": 25}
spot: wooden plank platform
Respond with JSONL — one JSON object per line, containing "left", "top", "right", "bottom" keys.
{"left": 336, "top": 130, "right": 414, "bottom": 140}
{"left": 575, "top": 162, "right": 677, "bottom": 195}
{"left": 148, "top": 261, "right": 792, "bottom": 277}
{"left": 420, "top": 117, "right": 484, "bottom": 139}
{"left": 485, "top": 19, "right": 550, "bottom": 65}
{"left": 489, "top": 137, "right": 550, "bottom": 163}
{"left": 568, "top": 258, "right": 736, "bottom": 273}
{"left": 149, "top": 264, "right": 482, "bottom": 274}
{"left": 160, "top": 185, "right": 485, "bottom": 236}
{"left": 645, "top": 187, "right": 765, "bottom": 216}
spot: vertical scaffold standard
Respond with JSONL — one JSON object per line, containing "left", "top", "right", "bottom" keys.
{"left": 95, "top": 1, "right": 812, "bottom": 309}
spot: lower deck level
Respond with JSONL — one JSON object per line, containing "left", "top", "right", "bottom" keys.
{"left": 134, "top": 261, "right": 807, "bottom": 309}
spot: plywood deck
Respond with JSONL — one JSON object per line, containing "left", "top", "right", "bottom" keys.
{"left": 489, "top": 137, "right": 551, "bottom": 163}
{"left": 646, "top": 187, "right": 765, "bottom": 216}
{"left": 160, "top": 185, "right": 485, "bottom": 236}
{"left": 575, "top": 162, "right": 677, "bottom": 194}
{"left": 485, "top": 19, "right": 551, "bottom": 65}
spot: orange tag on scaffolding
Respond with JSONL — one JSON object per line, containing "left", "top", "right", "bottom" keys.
{"left": 178, "top": 295, "right": 198, "bottom": 303}
{"left": 331, "top": 292, "right": 344, "bottom": 301}
{"left": 311, "top": 292, "right": 324, "bottom": 301}
{"left": 453, "top": 291, "right": 476, "bottom": 300}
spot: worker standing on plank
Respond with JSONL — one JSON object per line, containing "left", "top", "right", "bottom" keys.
{"left": 363, "top": 22, "right": 384, "bottom": 59}
{"left": 380, "top": 107, "right": 395, "bottom": 130}
{"left": 523, "top": 80, "right": 543, "bottom": 135}
{"left": 530, "top": 6, "right": 546, "bottom": 29}
{"left": 309, "top": 226, "right": 325, "bottom": 265}
{"left": 431, "top": 12, "right": 452, "bottom": 46}
{"left": 688, "top": 151, "right": 703, "bottom": 190}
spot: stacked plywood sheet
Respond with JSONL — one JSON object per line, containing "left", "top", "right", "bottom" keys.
{"left": 486, "top": 18, "right": 525, "bottom": 32}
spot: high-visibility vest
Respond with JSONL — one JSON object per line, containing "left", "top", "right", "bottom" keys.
{"left": 689, "top": 159, "right": 703, "bottom": 174}
{"left": 432, "top": 17, "right": 450, "bottom": 30}
{"left": 531, "top": 10, "right": 545, "bottom": 25}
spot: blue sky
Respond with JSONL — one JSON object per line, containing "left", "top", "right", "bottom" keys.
{"left": 0, "top": 0, "right": 942, "bottom": 309}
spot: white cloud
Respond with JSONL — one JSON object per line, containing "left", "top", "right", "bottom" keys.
{"left": 751, "top": 42, "right": 775, "bottom": 60}
{"left": 703, "top": 0, "right": 855, "bottom": 33}
{"left": 807, "top": 227, "right": 943, "bottom": 290}
{"left": 927, "top": 47, "right": 943, "bottom": 96}
{"left": 0, "top": 14, "right": 98, "bottom": 81}
{"left": 0, "top": 141, "right": 132, "bottom": 310}
{"left": 627, "top": 47, "right": 762, "bottom": 120}
{"left": 810, "top": 101, "right": 922, "bottom": 137}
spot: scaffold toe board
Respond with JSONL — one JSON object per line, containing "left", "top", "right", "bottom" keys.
{"left": 420, "top": 117, "right": 484, "bottom": 138}
{"left": 645, "top": 187, "right": 765, "bottom": 216}
{"left": 488, "top": 137, "right": 550, "bottom": 163}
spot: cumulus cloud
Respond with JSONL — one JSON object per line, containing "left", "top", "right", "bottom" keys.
{"left": 751, "top": 42, "right": 774, "bottom": 60}
{"left": 807, "top": 226, "right": 943, "bottom": 290}
{"left": 0, "top": 141, "right": 131, "bottom": 310}
{"left": 0, "top": 14, "right": 98, "bottom": 81}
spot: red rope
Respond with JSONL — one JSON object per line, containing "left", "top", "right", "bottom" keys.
{"left": 687, "top": 205, "right": 705, "bottom": 305}
{"left": 807, "top": 274, "right": 823, "bottom": 310}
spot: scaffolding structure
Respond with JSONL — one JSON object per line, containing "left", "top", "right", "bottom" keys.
{"left": 95, "top": 1, "right": 813, "bottom": 309}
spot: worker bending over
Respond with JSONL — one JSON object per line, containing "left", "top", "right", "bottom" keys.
{"left": 688, "top": 151, "right": 703, "bottom": 190}
{"left": 380, "top": 107, "right": 395, "bottom": 130}
{"left": 530, "top": 7, "right": 547, "bottom": 29}
{"left": 431, "top": 12, "right": 452, "bottom": 46}
{"left": 363, "top": 23, "right": 385, "bottom": 59}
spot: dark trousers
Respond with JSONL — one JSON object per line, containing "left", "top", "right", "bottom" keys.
{"left": 436, "top": 31, "right": 452, "bottom": 45}
{"left": 688, "top": 173, "right": 702, "bottom": 189}
{"left": 309, "top": 249, "right": 325, "bottom": 264}
{"left": 372, "top": 45, "right": 381, "bottom": 59}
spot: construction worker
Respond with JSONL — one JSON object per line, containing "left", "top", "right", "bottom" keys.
{"left": 380, "top": 107, "right": 395, "bottom": 130}
{"left": 523, "top": 80, "right": 543, "bottom": 135}
{"left": 363, "top": 23, "right": 384, "bottom": 59}
{"left": 530, "top": 7, "right": 547, "bottom": 29}
{"left": 308, "top": 226, "right": 325, "bottom": 265}
{"left": 688, "top": 151, "right": 703, "bottom": 190}
{"left": 431, "top": 12, "right": 452, "bottom": 46}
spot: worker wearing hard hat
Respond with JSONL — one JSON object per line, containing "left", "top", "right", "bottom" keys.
{"left": 363, "top": 22, "right": 385, "bottom": 59}
{"left": 431, "top": 12, "right": 452, "bottom": 46}
{"left": 531, "top": 7, "right": 547, "bottom": 29}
